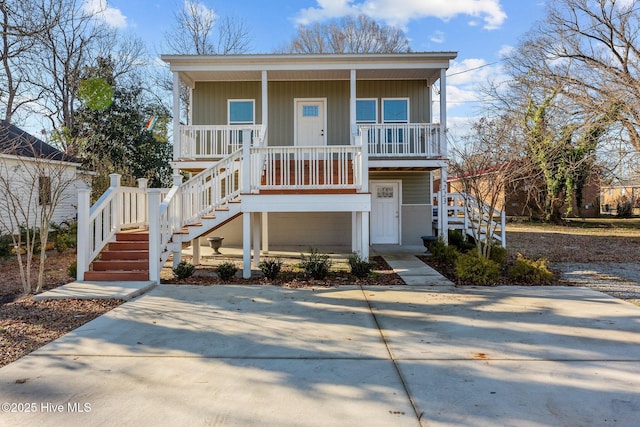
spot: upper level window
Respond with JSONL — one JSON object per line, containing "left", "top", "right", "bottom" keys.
{"left": 382, "top": 98, "right": 409, "bottom": 123}
{"left": 356, "top": 99, "right": 377, "bottom": 123}
{"left": 228, "top": 100, "right": 255, "bottom": 124}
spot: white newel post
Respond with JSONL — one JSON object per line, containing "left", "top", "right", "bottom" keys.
{"left": 76, "top": 187, "right": 91, "bottom": 281}
{"left": 148, "top": 189, "right": 161, "bottom": 283}
{"left": 109, "top": 174, "right": 122, "bottom": 233}
{"left": 242, "top": 129, "right": 251, "bottom": 193}
{"left": 137, "top": 178, "right": 148, "bottom": 227}
{"left": 172, "top": 173, "right": 183, "bottom": 269}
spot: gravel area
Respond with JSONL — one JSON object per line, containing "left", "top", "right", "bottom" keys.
{"left": 554, "top": 262, "right": 640, "bottom": 305}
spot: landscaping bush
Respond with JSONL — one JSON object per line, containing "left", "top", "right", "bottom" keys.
{"left": 259, "top": 257, "right": 283, "bottom": 280}
{"left": 0, "top": 234, "right": 12, "bottom": 258}
{"left": 67, "top": 261, "right": 77, "bottom": 279}
{"left": 51, "top": 221, "right": 77, "bottom": 253}
{"left": 448, "top": 229, "right": 475, "bottom": 252}
{"left": 300, "top": 248, "right": 332, "bottom": 280}
{"left": 487, "top": 244, "right": 507, "bottom": 265}
{"left": 454, "top": 251, "right": 500, "bottom": 285}
{"left": 347, "top": 253, "right": 373, "bottom": 278}
{"left": 428, "top": 238, "right": 460, "bottom": 263}
{"left": 616, "top": 197, "right": 633, "bottom": 218}
{"left": 173, "top": 261, "right": 195, "bottom": 280}
{"left": 508, "top": 253, "right": 553, "bottom": 284}
{"left": 215, "top": 261, "right": 238, "bottom": 281}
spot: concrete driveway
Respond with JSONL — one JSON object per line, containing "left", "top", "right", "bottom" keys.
{"left": 1, "top": 284, "right": 640, "bottom": 426}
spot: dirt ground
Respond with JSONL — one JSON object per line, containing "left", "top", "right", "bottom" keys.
{"left": 1, "top": 220, "right": 639, "bottom": 368}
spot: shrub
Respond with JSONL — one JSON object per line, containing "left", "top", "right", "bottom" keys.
{"left": 173, "top": 261, "right": 195, "bottom": 280}
{"left": 487, "top": 244, "right": 507, "bottom": 265}
{"left": 448, "top": 229, "right": 475, "bottom": 252}
{"left": 508, "top": 253, "right": 553, "bottom": 284}
{"left": 428, "top": 238, "right": 460, "bottom": 263}
{"left": 347, "top": 253, "right": 373, "bottom": 278}
{"left": 300, "top": 248, "right": 332, "bottom": 280}
{"left": 0, "top": 234, "right": 12, "bottom": 258}
{"left": 616, "top": 197, "right": 633, "bottom": 218}
{"left": 259, "top": 258, "right": 283, "bottom": 280}
{"left": 67, "top": 261, "right": 77, "bottom": 279}
{"left": 216, "top": 261, "right": 238, "bottom": 281}
{"left": 50, "top": 221, "right": 77, "bottom": 253}
{"left": 454, "top": 252, "right": 500, "bottom": 285}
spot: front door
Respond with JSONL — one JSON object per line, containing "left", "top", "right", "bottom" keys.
{"left": 371, "top": 181, "right": 400, "bottom": 244}
{"left": 295, "top": 99, "right": 326, "bottom": 146}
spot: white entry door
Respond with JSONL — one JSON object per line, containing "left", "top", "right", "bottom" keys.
{"left": 371, "top": 181, "right": 400, "bottom": 244}
{"left": 295, "top": 99, "right": 326, "bottom": 146}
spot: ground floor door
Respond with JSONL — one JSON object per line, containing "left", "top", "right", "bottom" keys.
{"left": 371, "top": 181, "right": 400, "bottom": 244}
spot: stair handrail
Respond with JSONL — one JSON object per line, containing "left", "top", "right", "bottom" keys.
{"left": 447, "top": 191, "right": 506, "bottom": 248}
{"left": 76, "top": 174, "right": 149, "bottom": 281}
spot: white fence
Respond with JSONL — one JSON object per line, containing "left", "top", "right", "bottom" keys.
{"left": 361, "top": 123, "right": 444, "bottom": 158}
{"left": 178, "top": 125, "right": 264, "bottom": 160}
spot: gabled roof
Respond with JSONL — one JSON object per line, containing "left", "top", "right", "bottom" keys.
{"left": 0, "top": 120, "right": 79, "bottom": 164}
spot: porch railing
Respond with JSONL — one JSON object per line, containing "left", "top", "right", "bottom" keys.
{"left": 361, "top": 123, "right": 444, "bottom": 158}
{"left": 250, "top": 145, "right": 363, "bottom": 191}
{"left": 447, "top": 192, "right": 506, "bottom": 247}
{"left": 178, "top": 125, "right": 264, "bottom": 160}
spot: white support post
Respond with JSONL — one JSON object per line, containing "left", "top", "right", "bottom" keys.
{"left": 137, "top": 178, "right": 148, "bottom": 227}
{"left": 262, "top": 70, "right": 268, "bottom": 145}
{"left": 172, "top": 72, "right": 181, "bottom": 162}
{"left": 192, "top": 238, "right": 201, "bottom": 266}
{"left": 76, "top": 187, "right": 91, "bottom": 281}
{"left": 242, "top": 212, "right": 251, "bottom": 278}
{"left": 350, "top": 69, "right": 357, "bottom": 142}
{"left": 252, "top": 212, "right": 261, "bottom": 268}
{"left": 261, "top": 212, "right": 269, "bottom": 254}
{"left": 148, "top": 189, "right": 161, "bottom": 283}
{"left": 439, "top": 167, "right": 448, "bottom": 244}
{"left": 172, "top": 173, "right": 183, "bottom": 269}
{"left": 361, "top": 130, "right": 369, "bottom": 193}
{"left": 361, "top": 211, "right": 370, "bottom": 260}
{"left": 242, "top": 129, "right": 252, "bottom": 193}
{"left": 352, "top": 212, "right": 358, "bottom": 253}
{"left": 439, "top": 68, "right": 448, "bottom": 157}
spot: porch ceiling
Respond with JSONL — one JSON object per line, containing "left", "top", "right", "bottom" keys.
{"left": 162, "top": 52, "right": 457, "bottom": 86}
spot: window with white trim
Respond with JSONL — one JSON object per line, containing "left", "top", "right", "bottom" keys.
{"left": 356, "top": 99, "right": 378, "bottom": 123}
{"left": 382, "top": 98, "right": 409, "bottom": 123}
{"left": 228, "top": 99, "right": 255, "bottom": 124}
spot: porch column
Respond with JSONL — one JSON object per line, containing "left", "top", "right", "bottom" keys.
{"left": 242, "top": 212, "right": 251, "bottom": 278}
{"left": 192, "top": 238, "right": 200, "bottom": 266}
{"left": 262, "top": 212, "right": 269, "bottom": 254}
{"left": 352, "top": 212, "right": 358, "bottom": 253}
{"left": 361, "top": 211, "right": 370, "bottom": 260}
{"left": 439, "top": 68, "right": 448, "bottom": 157}
{"left": 262, "top": 70, "right": 268, "bottom": 145}
{"left": 172, "top": 72, "right": 181, "bottom": 162}
{"left": 350, "top": 69, "right": 356, "bottom": 143}
{"left": 252, "top": 212, "right": 261, "bottom": 268}
{"left": 439, "top": 167, "right": 449, "bottom": 244}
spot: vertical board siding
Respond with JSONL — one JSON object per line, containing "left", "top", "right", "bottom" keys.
{"left": 370, "top": 171, "right": 431, "bottom": 204}
{"left": 193, "top": 82, "right": 262, "bottom": 125}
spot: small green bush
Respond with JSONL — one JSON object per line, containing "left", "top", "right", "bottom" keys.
{"left": 454, "top": 252, "right": 500, "bottom": 285}
{"left": 428, "top": 239, "right": 460, "bottom": 263}
{"left": 487, "top": 244, "right": 507, "bottom": 265}
{"left": 0, "top": 234, "right": 13, "bottom": 258}
{"left": 448, "top": 229, "right": 475, "bottom": 252}
{"left": 173, "top": 261, "right": 195, "bottom": 280}
{"left": 259, "top": 258, "right": 283, "bottom": 280}
{"left": 616, "top": 197, "right": 633, "bottom": 218}
{"left": 300, "top": 248, "right": 332, "bottom": 280}
{"left": 216, "top": 261, "right": 238, "bottom": 281}
{"left": 67, "top": 260, "right": 77, "bottom": 279}
{"left": 347, "top": 253, "right": 373, "bottom": 278}
{"left": 508, "top": 253, "right": 553, "bottom": 284}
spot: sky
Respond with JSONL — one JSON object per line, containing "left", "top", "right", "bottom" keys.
{"left": 86, "top": 0, "right": 549, "bottom": 139}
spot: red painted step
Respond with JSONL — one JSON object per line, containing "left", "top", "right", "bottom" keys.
{"left": 84, "top": 270, "right": 149, "bottom": 281}
{"left": 87, "top": 230, "right": 151, "bottom": 281}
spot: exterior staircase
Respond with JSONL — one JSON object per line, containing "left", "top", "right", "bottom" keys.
{"left": 84, "top": 230, "right": 150, "bottom": 281}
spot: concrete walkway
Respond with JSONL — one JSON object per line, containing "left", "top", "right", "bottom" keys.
{"left": 1, "top": 282, "right": 640, "bottom": 426}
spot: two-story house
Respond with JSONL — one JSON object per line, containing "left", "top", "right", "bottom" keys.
{"left": 77, "top": 52, "right": 457, "bottom": 281}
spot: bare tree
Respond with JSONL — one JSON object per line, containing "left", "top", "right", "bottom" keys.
{"left": 0, "top": 123, "right": 84, "bottom": 293}
{"left": 280, "top": 14, "right": 410, "bottom": 53}
{"left": 0, "top": 0, "right": 62, "bottom": 123}
{"left": 449, "top": 117, "right": 524, "bottom": 258}
{"left": 504, "top": 0, "right": 640, "bottom": 153}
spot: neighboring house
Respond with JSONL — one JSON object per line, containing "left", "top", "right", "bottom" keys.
{"left": 600, "top": 180, "right": 640, "bottom": 216}
{"left": 0, "top": 120, "right": 85, "bottom": 235}
{"left": 442, "top": 163, "right": 601, "bottom": 219}
{"left": 79, "top": 52, "right": 458, "bottom": 280}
